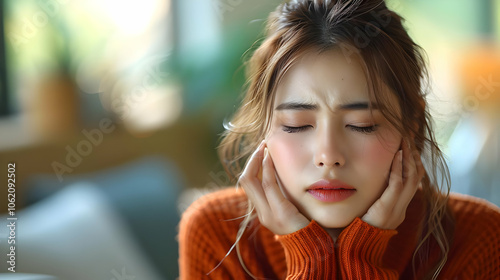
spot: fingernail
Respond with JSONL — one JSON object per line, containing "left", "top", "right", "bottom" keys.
{"left": 264, "top": 147, "right": 269, "bottom": 159}
{"left": 399, "top": 150, "right": 403, "bottom": 162}
{"left": 259, "top": 140, "right": 265, "bottom": 148}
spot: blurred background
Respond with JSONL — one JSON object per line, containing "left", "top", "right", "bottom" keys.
{"left": 0, "top": 0, "right": 498, "bottom": 279}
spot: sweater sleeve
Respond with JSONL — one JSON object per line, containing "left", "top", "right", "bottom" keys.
{"left": 466, "top": 213, "right": 500, "bottom": 279}
{"left": 441, "top": 195, "right": 500, "bottom": 279}
{"left": 178, "top": 191, "right": 251, "bottom": 280}
{"left": 337, "top": 218, "right": 399, "bottom": 280}
{"left": 276, "top": 220, "right": 337, "bottom": 279}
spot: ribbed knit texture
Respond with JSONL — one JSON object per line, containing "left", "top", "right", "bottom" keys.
{"left": 178, "top": 188, "right": 500, "bottom": 279}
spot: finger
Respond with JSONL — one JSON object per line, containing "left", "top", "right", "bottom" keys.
{"left": 401, "top": 139, "right": 416, "bottom": 183}
{"left": 261, "top": 147, "right": 289, "bottom": 213}
{"left": 412, "top": 148, "right": 426, "bottom": 181}
{"left": 377, "top": 149, "right": 403, "bottom": 211}
{"left": 261, "top": 148, "right": 310, "bottom": 232}
{"left": 238, "top": 141, "right": 272, "bottom": 215}
{"left": 395, "top": 142, "right": 421, "bottom": 212}
{"left": 241, "top": 140, "right": 266, "bottom": 179}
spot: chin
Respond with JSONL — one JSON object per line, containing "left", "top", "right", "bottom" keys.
{"left": 314, "top": 215, "right": 357, "bottom": 229}
{"left": 300, "top": 206, "right": 359, "bottom": 229}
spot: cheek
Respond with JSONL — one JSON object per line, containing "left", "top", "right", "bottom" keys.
{"left": 366, "top": 141, "right": 396, "bottom": 162}
{"left": 266, "top": 132, "right": 309, "bottom": 180}
{"left": 355, "top": 134, "right": 401, "bottom": 185}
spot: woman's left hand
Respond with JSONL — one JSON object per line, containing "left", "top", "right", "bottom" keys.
{"left": 361, "top": 139, "right": 425, "bottom": 230}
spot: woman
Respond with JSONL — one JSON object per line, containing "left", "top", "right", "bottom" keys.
{"left": 179, "top": 0, "right": 500, "bottom": 279}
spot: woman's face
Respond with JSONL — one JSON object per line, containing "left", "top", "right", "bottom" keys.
{"left": 266, "top": 48, "right": 402, "bottom": 229}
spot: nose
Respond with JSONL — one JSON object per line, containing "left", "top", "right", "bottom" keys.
{"left": 314, "top": 125, "right": 346, "bottom": 168}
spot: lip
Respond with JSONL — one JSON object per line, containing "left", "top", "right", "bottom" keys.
{"left": 306, "top": 179, "right": 357, "bottom": 202}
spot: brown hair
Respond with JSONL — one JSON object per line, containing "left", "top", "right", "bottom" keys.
{"left": 218, "top": 0, "right": 453, "bottom": 279}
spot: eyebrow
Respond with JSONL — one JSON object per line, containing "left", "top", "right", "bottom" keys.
{"left": 274, "top": 101, "right": 378, "bottom": 111}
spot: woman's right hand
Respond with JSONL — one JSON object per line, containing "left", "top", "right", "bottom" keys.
{"left": 238, "top": 141, "right": 310, "bottom": 235}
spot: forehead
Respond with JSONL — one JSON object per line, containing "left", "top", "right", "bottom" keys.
{"left": 274, "top": 48, "right": 371, "bottom": 107}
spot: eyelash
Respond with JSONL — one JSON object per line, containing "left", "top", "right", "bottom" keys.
{"left": 282, "top": 125, "right": 311, "bottom": 133}
{"left": 347, "top": 125, "right": 379, "bottom": 134}
{"left": 282, "top": 125, "right": 379, "bottom": 134}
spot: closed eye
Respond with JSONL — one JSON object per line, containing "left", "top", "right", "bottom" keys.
{"left": 282, "top": 125, "right": 379, "bottom": 134}
{"left": 347, "top": 125, "right": 379, "bottom": 134}
{"left": 282, "top": 125, "right": 311, "bottom": 133}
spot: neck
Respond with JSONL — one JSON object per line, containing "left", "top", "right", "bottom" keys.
{"left": 323, "top": 227, "right": 345, "bottom": 243}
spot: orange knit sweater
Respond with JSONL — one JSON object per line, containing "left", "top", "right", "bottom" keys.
{"left": 178, "top": 188, "right": 500, "bottom": 279}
